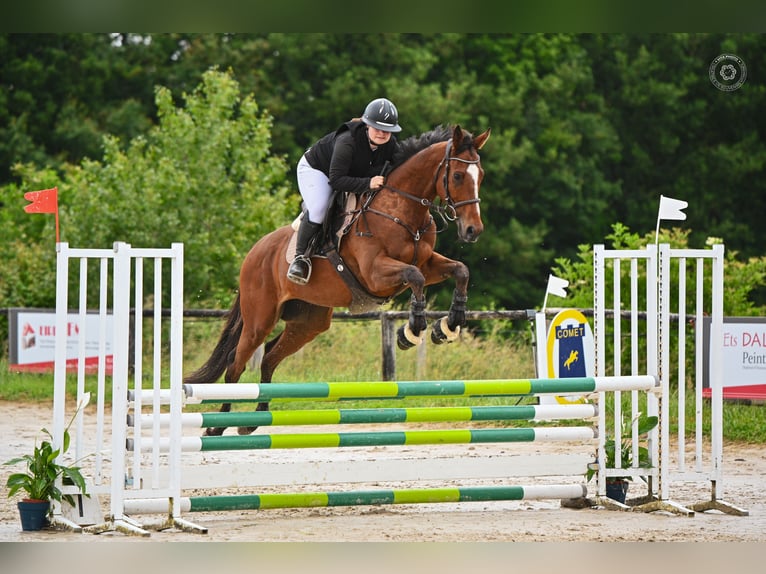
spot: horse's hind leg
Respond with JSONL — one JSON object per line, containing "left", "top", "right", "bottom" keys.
{"left": 205, "top": 309, "right": 279, "bottom": 437}
{"left": 234, "top": 301, "right": 334, "bottom": 435}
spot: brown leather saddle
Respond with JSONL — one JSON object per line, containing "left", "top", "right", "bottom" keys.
{"left": 286, "top": 191, "right": 391, "bottom": 313}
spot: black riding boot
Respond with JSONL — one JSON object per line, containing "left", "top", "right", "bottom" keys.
{"left": 287, "top": 219, "right": 323, "bottom": 285}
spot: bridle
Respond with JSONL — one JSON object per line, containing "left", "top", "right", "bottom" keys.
{"left": 350, "top": 138, "right": 482, "bottom": 263}
{"left": 373, "top": 138, "right": 482, "bottom": 227}
{"left": 431, "top": 138, "right": 482, "bottom": 223}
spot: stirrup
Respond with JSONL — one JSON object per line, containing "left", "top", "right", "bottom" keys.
{"left": 287, "top": 255, "right": 312, "bottom": 285}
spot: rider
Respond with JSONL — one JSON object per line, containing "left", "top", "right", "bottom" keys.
{"left": 286, "top": 97, "right": 403, "bottom": 285}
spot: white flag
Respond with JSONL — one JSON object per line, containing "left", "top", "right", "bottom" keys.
{"left": 546, "top": 274, "right": 569, "bottom": 298}
{"left": 658, "top": 195, "right": 688, "bottom": 221}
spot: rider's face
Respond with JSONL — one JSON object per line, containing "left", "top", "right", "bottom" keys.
{"left": 367, "top": 127, "right": 392, "bottom": 147}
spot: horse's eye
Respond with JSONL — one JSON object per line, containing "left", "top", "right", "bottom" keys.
{"left": 453, "top": 172, "right": 464, "bottom": 184}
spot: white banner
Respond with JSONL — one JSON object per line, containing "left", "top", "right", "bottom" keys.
{"left": 8, "top": 308, "right": 114, "bottom": 373}
{"left": 703, "top": 316, "right": 766, "bottom": 400}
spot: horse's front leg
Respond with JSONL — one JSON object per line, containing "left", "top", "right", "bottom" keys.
{"left": 430, "top": 287, "right": 467, "bottom": 344}
{"left": 389, "top": 264, "right": 428, "bottom": 350}
{"left": 421, "top": 253, "right": 470, "bottom": 345}
{"left": 362, "top": 257, "right": 428, "bottom": 351}
{"left": 397, "top": 291, "right": 428, "bottom": 350}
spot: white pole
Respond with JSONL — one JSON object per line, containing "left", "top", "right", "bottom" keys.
{"left": 109, "top": 242, "right": 132, "bottom": 523}
{"left": 710, "top": 244, "right": 725, "bottom": 485}
{"left": 51, "top": 243, "right": 70, "bottom": 519}
{"left": 169, "top": 243, "right": 185, "bottom": 520}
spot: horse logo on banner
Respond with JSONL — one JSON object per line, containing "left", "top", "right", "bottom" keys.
{"left": 543, "top": 309, "right": 594, "bottom": 405}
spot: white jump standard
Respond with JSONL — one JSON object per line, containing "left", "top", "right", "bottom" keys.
{"left": 47, "top": 240, "right": 748, "bottom": 537}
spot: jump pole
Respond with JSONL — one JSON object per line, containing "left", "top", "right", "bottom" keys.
{"left": 124, "top": 484, "right": 588, "bottom": 515}
{"left": 128, "top": 403, "right": 599, "bottom": 430}
{"left": 120, "top": 373, "right": 661, "bottom": 524}
{"left": 127, "top": 375, "right": 658, "bottom": 404}
{"left": 127, "top": 426, "right": 598, "bottom": 453}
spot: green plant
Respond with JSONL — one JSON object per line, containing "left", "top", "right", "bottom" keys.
{"left": 587, "top": 413, "right": 659, "bottom": 483}
{"left": 4, "top": 415, "right": 89, "bottom": 506}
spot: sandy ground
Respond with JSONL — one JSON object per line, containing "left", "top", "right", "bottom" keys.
{"left": 1, "top": 400, "right": 764, "bottom": 544}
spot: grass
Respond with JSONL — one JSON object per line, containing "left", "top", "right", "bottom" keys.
{"left": 1, "top": 318, "right": 764, "bottom": 442}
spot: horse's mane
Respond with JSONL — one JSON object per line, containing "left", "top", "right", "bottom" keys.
{"left": 391, "top": 125, "right": 454, "bottom": 168}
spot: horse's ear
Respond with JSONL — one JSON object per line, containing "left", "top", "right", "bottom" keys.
{"left": 452, "top": 124, "right": 464, "bottom": 147}
{"left": 474, "top": 128, "right": 491, "bottom": 150}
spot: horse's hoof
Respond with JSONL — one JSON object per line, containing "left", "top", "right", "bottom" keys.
{"left": 397, "top": 324, "right": 422, "bottom": 350}
{"left": 431, "top": 322, "right": 446, "bottom": 344}
{"left": 205, "top": 427, "right": 225, "bottom": 437}
{"left": 237, "top": 426, "right": 258, "bottom": 435}
{"left": 431, "top": 316, "right": 460, "bottom": 344}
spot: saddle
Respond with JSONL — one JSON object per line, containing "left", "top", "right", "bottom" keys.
{"left": 286, "top": 191, "right": 391, "bottom": 314}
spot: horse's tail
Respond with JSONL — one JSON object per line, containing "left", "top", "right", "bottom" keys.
{"left": 183, "top": 293, "right": 243, "bottom": 384}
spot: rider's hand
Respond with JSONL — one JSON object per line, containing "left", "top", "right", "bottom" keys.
{"left": 370, "top": 175, "right": 385, "bottom": 189}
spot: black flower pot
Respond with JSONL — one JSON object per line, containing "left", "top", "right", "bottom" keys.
{"left": 17, "top": 500, "right": 50, "bottom": 531}
{"left": 605, "top": 480, "right": 629, "bottom": 504}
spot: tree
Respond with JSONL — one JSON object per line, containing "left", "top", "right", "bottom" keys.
{"left": 0, "top": 34, "right": 155, "bottom": 183}
{"left": 1, "top": 68, "right": 294, "bottom": 311}
{"left": 552, "top": 222, "right": 766, "bottom": 317}
{"left": 2, "top": 33, "right": 765, "bottom": 317}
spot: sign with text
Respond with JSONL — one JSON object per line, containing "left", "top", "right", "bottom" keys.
{"left": 703, "top": 317, "right": 766, "bottom": 401}
{"left": 540, "top": 309, "right": 595, "bottom": 405}
{"left": 8, "top": 308, "right": 114, "bottom": 374}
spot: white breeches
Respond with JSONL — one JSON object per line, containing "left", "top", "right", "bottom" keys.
{"left": 297, "top": 155, "right": 333, "bottom": 224}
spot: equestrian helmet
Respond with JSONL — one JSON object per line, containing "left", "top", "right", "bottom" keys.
{"left": 362, "top": 98, "right": 402, "bottom": 133}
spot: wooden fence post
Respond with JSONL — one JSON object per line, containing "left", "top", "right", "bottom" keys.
{"left": 381, "top": 313, "right": 396, "bottom": 381}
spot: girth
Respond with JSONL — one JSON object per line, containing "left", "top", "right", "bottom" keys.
{"left": 322, "top": 242, "right": 393, "bottom": 314}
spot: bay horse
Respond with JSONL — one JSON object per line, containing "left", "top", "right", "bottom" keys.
{"left": 184, "top": 124, "right": 491, "bottom": 435}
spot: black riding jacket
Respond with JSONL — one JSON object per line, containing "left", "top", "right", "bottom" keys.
{"left": 303, "top": 120, "right": 398, "bottom": 194}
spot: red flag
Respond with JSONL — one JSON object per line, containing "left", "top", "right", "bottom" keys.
{"left": 23, "top": 187, "right": 60, "bottom": 242}
{"left": 24, "top": 187, "right": 58, "bottom": 213}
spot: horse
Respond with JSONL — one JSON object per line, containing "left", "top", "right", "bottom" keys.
{"left": 184, "top": 124, "right": 491, "bottom": 435}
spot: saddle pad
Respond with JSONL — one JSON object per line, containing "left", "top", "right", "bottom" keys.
{"left": 285, "top": 215, "right": 301, "bottom": 263}
{"left": 285, "top": 194, "right": 359, "bottom": 264}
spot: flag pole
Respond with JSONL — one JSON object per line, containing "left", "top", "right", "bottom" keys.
{"left": 655, "top": 213, "right": 661, "bottom": 247}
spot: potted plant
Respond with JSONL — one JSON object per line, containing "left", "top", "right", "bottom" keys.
{"left": 587, "top": 413, "right": 659, "bottom": 504}
{"left": 4, "top": 419, "right": 89, "bottom": 531}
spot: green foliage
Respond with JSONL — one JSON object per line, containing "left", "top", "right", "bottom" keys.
{"left": 4, "top": 418, "right": 88, "bottom": 506}
{"left": 0, "top": 362, "right": 73, "bottom": 401}
{"left": 2, "top": 33, "right": 766, "bottom": 314}
{"left": 62, "top": 68, "right": 293, "bottom": 306}
{"left": 587, "top": 413, "right": 659, "bottom": 483}
{"left": 552, "top": 222, "right": 766, "bottom": 317}
{"left": 1, "top": 69, "right": 293, "bottom": 312}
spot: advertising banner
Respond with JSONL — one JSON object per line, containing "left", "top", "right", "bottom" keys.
{"left": 8, "top": 308, "right": 114, "bottom": 374}
{"left": 537, "top": 309, "right": 595, "bottom": 405}
{"left": 703, "top": 316, "right": 766, "bottom": 401}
